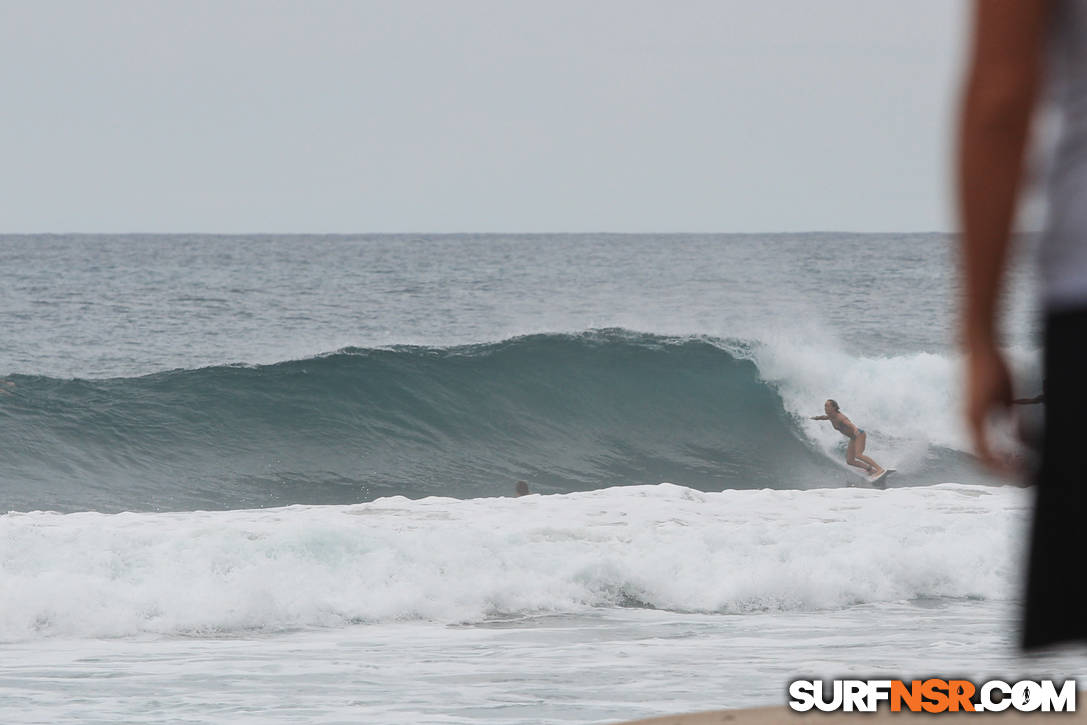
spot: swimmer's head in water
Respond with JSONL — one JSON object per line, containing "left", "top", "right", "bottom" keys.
{"left": 515, "top": 480, "right": 529, "bottom": 496}
{"left": 825, "top": 399, "right": 840, "bottom": 414}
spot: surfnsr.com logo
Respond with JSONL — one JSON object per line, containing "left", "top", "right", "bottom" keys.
{"left": 788, "top": 679, "right": 1076, "bottom": 713}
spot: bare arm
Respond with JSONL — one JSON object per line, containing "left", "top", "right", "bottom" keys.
{"left": 958, "top": 0, "right": 1049, "bottom": 469}
{"left": 811, "top": 415, "right": 829, "bottom": 420}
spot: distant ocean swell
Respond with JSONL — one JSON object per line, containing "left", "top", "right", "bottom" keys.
{"left": 0, "top": 330, "right": 983, "bottom": 513}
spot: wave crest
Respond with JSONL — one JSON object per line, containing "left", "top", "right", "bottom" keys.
{"left": 1, "top": 330, "right": 984, "bottom": 513}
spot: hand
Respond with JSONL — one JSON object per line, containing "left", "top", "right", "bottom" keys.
{"left": 964, "top": 343, "right": 1016, "bottom": 474}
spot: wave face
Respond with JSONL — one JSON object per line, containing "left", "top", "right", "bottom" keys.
{"left": 0, "top": 484, "right": 1026, "bottom": 642}
{"left": 0, "top": 330, "right": 987, "bottom": 513}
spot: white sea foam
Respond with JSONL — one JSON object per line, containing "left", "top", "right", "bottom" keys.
{"left": 0, "top": 483, "right": 1028, "bottom": 641}
{"left": 744, "top": 336, "right": 1042, "bottom": 464}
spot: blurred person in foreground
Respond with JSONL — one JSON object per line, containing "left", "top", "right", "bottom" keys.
{"left": 959, "top": 0, "right": 1086, "bottom": 648}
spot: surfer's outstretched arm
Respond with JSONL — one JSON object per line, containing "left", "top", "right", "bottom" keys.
{"left": 811, "top": 415, "right": 829, "bottom": 420}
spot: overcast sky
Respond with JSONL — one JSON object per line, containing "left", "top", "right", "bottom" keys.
{"left": 1, "top": 1, "right": 967, "bottom": 233}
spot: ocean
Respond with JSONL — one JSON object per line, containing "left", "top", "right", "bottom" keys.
{"left": 0, "top": 233, "right": 1078, "bottom": 723}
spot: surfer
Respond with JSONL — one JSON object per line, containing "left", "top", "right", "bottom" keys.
{"left": 515, "top": 480, "right": 530, "bottom": 497}
{"left": 811, "top": 399, "right": 885, "bottom": 477}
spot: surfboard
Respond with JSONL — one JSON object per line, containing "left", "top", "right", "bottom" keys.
{"left": 847, "top": 468, "right": 896, "bottom": 489}
{"left": 867, "top": 469, "right": 895, "bottom": 488}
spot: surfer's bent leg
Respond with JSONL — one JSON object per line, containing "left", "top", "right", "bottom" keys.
{"left": 851, "top": 433, "right": 882, "bottom": 474}
{"left": 845, "top": 438, "right": 875, "bottom": 473}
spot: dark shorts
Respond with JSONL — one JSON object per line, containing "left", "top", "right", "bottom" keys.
{"left": 1023, "top": 308, "right": 1087, "bottom": 648}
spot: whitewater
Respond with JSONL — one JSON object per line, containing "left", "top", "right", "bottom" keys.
{"left": 0, "top": 233, "right": 1077, "bottom": 724}
{"left": 1, "top": 483, "right": 1020, "bottom": 641}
